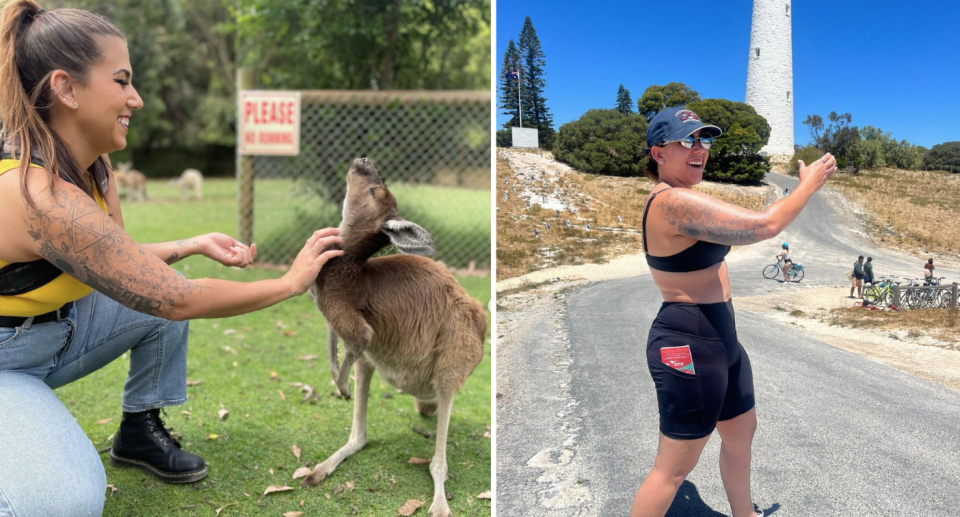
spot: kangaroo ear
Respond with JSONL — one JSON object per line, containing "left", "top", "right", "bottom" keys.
{"left": 382, "top": 219, "right": 436, "bottom": 256}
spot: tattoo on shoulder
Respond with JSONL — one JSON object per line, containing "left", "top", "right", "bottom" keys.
{"left": 25, "top": 190, "right": 203, "bottom": 317}
{"left": 657, "top": 192, "right": 763, "bottom": 246}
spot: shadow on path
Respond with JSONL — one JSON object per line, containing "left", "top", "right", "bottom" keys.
{"left": 665, "top": 481, "right": 781, "bottom": 516}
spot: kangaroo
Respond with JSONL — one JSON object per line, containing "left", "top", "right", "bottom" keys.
{"left": 114, "top": 161, "right": 147, "bottom": 202}
{"left": 303, "top": 157, "right": 486, "bottom": 517}
{"left": 168, "top": 168, "right": 203, "bottom": 201}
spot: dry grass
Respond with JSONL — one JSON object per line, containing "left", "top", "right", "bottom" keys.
{"left": 829, "top": 168, "right": 960, "bottom": 257}
{"left": 827, "top": 306, "right": 960, "bottom": 349}
{"left": 495, "top": 150, "right": 769, "bottom": 280}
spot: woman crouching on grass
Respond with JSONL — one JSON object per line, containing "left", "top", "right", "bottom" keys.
{"left": 0, "top": 2, "right": 342, "bottom": 515}
{"left": 632, "top": 107, "right": 836, "bottom": 517}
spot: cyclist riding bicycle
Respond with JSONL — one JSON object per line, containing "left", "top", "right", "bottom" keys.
{"left": 777, "top": 242, "right": 793, "bottom": 283}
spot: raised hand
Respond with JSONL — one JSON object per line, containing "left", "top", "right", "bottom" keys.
{"left": 797, "top": 152, "right": 837, "bottom": 190}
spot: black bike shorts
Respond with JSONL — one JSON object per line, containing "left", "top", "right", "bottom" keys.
{"left": 646, "top": 300, "right": 756, "bottom": 440}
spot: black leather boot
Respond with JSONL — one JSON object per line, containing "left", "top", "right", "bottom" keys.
{"left": 109, "top": 409, "right": 207, "bottom": 483}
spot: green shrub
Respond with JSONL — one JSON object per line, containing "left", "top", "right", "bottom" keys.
{"left": 553, "top": 109, "right": 647, "bottom": 176}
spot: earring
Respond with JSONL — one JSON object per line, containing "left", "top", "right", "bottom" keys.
{"left": 71, "top": 101, "right": 77, "bottom": 108}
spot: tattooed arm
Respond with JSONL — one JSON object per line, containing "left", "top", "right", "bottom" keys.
{"left": 654, "top": 154, "right": 837, "bottom": 246}
{"left": 22, "top": 173, "right": 341, "bottom": 320}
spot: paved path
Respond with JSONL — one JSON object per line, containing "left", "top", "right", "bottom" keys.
{"left": 496, "top": 174, "right": 960, "bottom": 516}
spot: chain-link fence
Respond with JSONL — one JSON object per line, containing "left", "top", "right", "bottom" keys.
{"left": 240, "top": 90, "right": 491, "bottom": 270}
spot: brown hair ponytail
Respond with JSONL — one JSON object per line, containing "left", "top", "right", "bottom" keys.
{"left": 0, "top": 0, "right": 123, "bottom": 207}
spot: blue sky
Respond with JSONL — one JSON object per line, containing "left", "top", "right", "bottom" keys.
{"left": 494, "top": 0, "right": 960, "bottom": 149}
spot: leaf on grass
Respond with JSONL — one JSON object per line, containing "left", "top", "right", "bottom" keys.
{"left": 397, "top": 499, "right": 423, "bottom": 516}
{"left": 299, "top": 355, "right": 318, "bottom": 361}
{"left": 219, "top": 407, "right": 229, "bottom": 421}
{"left": 282, "top": 513, "right": 304, "bottom": 517}
{"left": 221, "top": 345, "right": 238, "bottom": 355}
{"left": 292, "top": 444, "right": 301, "bottom": 461}
{"left": 95, "top": 418, "right": 113, "bottom": 425}
{"left": 263, "top": 485, "right": 294, "bottom": 496}
{"left": 269, "top": 371, "right": 280, "bottom": 381}
{"left": 106, "top": 484, "right": 117, "bottom": 493}
{"left": 477, "top": 491, "right": 492, "bottom": 499}
{"left": 269, "top": 468, "right": 274, "bottom": 475}
{"left": 292, "top": 467, "right": 311, "bottom": 479}
{"left": 186, "top": 380, "right": 203, "bottom": 386}
{"left": 223, "top": 329, "right": 236, "bottom": 335}
{"left": 282, "top": 330, "right": 298, "bottom": 337}
{"left": 276, "top": 320, "right": 287, "bottom": 329}
{"left": 206, "top": 433, "right": 222, "bottom": 441}
{"left": 279, "top": 389, "right": 286, "bottom": 400}
{"left": 181, "top": 411, "right": 192, "bottom": 418}
{"left": 407, "top": 457, "right": 431, "bottom": 465}
{"left": 214, "top": 503, "right": 238, "bottom": 516}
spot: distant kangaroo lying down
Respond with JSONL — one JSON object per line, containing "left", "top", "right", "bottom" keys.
{"left": 304, "top": 157, "right": 486, "bottom": 517}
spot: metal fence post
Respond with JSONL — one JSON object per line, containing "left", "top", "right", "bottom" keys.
{"left": 236, "top": 68, "right": 255, "bottom": 246}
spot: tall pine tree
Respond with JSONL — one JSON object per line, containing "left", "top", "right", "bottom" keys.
{"left": 518, "top": 16, "right": 555, "bottom": 149}
{"left": 616, "top": 84, "right": 634, "bottom": 115}
{"left": 499, "top": 40, "right": 522, "bottom": 129}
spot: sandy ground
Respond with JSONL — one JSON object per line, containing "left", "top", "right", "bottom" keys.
{"left": 735, "top": 286, "right": 960, "bottom": 392}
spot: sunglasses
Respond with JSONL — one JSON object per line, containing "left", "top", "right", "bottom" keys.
{"left": 658, "top": 135, "right": 714, "bottom": 150}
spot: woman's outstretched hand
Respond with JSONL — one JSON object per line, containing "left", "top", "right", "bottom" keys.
{"left": 198, "top": 232, "right": 257, "bottom": 268}
{"left": 283, "top": 228, "right": 344, "bottom": 296}
{"left": 797, "top": 152, "right": 837, "bottom": 190}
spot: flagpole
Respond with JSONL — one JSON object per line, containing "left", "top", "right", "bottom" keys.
{"left": 517, "top": 70, "right": 522, "bottom": 128}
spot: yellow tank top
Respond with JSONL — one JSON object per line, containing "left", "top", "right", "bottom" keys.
{"left": 0, "top": 159, "right": 108, "bottom": 316}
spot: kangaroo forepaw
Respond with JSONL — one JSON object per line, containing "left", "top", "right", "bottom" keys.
{"left": 336, "top": 379, "right": 352, "bottom": 400}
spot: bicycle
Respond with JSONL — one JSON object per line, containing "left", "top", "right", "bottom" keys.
{"left": 762, "top": 257, "right": 804, "bottom": 282}
{"left": 863, "top": 276, "right": 900, "bottom": 306}
{"left": 901, "top": 277, "right": 948, "bottom": 309}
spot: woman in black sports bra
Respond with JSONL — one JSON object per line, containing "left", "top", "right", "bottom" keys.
{"left": 630, "top": 107, "right": 836, "bottom": 517}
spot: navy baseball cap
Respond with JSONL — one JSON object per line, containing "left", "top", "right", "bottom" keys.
{"left": 645, "top": 106, "right": 722, "bottom": 149}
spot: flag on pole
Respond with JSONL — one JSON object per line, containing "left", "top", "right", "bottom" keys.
{"left": 505, "top": 70, "right": 519, "bottom": 79}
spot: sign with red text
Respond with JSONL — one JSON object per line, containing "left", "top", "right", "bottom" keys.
{"left": 238, "top": 91, "right": 301, "bottom": 156}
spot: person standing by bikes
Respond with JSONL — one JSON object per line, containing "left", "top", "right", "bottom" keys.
{"left": 777, "top": 242, "right": 793, "bottom": 284}
{"left": 851, "top": 255, "right": 865, "bottom": 298}
{"left": 863, "top": 257, "right": 874, "bottom": 285}
{"left": 924, "top": 258, "right": 935, "bottom": 284}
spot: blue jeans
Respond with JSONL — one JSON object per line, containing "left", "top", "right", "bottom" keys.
{"left": 0, "top": 291, "right": 189, "bottom": 516}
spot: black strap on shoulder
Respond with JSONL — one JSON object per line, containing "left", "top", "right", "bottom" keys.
{"left": 0, "top": 153, "right": 64, "bottom": 296}
{"left": 641, "top": 185, "right": 671, "bottom": 254}
{"left": 0, "top": 259, "right": 63, "bottom": 296}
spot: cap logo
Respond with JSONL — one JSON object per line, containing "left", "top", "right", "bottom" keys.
{"left": 677, "top": 109, "right": 700, "bottom": 123}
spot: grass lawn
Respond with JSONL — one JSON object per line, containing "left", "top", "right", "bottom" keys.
{"left": 58, "top": 179, "right": 492, "bottom": 516}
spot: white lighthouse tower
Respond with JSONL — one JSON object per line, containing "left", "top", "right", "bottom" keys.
{"left": 745, "top": 0, "right": 795, "bottom": 163}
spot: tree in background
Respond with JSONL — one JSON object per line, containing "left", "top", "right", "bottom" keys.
{"left": 922, "top": 142, "right": 960, "bottom": 173}
{"left": 802, "top": 112, "right": 859, "bottom": 167}
{"left": 637, "top": 82, "right": 701, "bottom": 121}
{"left": 46, "top": 0, "right": 491, "bottom": 176}
{"left": 499, "top": 40, "right": 522, "bottom": 129}
{"left": 685, "top": 99, "right": 770, "bottom": 183}
{"left": 615, "top": 84, "right": 633, "bottom": 115}
{"left": 517, "top": 16, "right": 554, "bottom": 149}
{"left": 553, "top": 109, "right": 647, "bottom": 175}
